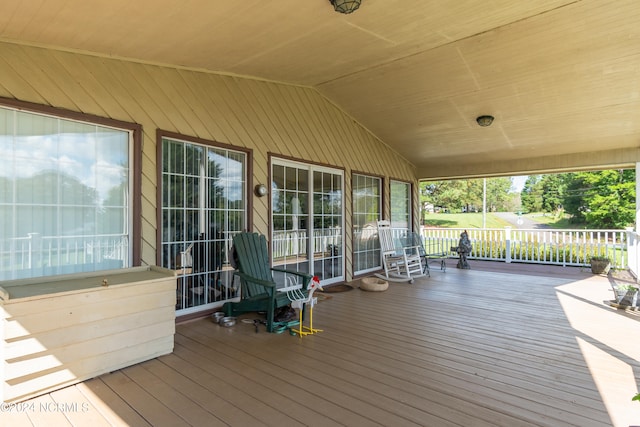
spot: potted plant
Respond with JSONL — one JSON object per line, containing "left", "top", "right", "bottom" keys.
{"left": 589, "top": 256, "right": 611, "bottom": 275}
{"left": 615, "top": 283, "right": 637, "bottom": 295}
{"left": 612, "top": 284, "right": 639, "bottom": 305}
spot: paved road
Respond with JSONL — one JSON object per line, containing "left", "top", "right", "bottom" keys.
{"left": 492, "top": 212, "right": 551, "bottom": 229}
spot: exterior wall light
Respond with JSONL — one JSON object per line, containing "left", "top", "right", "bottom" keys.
{"left": 255, "top": 184, "right": 268, "bottom": 197}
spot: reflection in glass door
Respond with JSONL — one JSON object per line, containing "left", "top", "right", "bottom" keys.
{"left": 390, "top": 180, "right": 411, "bottom": 231}
{"left": 271, "top": 159, "right": 344, "bottom": 285}
{"left": 272, "top": 164, "right": 310, "bottom": 275}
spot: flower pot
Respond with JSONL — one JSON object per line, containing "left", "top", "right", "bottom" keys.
{"left": 590, "top": 259, "right": 610, "bottom": 275}
{"left": 615, "top": 289, "right": 628, "bottom": 300}
{"left": 614, "top": 286, "right": 638, "bottom": 301}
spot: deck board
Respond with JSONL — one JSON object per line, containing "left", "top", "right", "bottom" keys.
{"left": 169, "top": 338, "right": 329, "bottom": 426}
{"left": 10, "top": 263, "right": 640, "bottom": 426}
{"left": 76, "top": 379, "right": 153, "bottom": 427}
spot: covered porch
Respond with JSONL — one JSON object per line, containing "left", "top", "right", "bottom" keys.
{"left": 1, "top": 3, "right": 640, "bottom": 426}
{"left": 7, "top": 263, "right": 639, "bottom": 426}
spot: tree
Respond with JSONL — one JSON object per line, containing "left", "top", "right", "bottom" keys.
{"left": 461, "top": 179, "right": 484, "bottom": 213}
{"left": 581, "top": 169, "right": 635, "bottom": 228}
{"left": 13, "top": 170, "right": 99, "bottom": 237}
{"left": 520, "top": 175, "right": 543, "bottom": 212}
{"left": 563, "top": 172, "right": 587, "bottom": 223}
{"left": 562, "top": 169, "right": 635, "bottom": 228}
{"left": 421, "top": 170, "right": 635, "bottom": 229}
{"left": 485, "top": 177, "right": 513, "bottom": 212}
{"left": 540, "top": 174, "right": 565, "bottom": 213}
{"left": 421, "top": 180, "right": 467, "bottom": 212}
{"left": 421, "top": 177, "right": 515, "bottom": 214}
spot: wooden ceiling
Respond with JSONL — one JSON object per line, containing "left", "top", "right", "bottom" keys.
{"left": 1, "top": 0, "right": 639, "bottom": 179}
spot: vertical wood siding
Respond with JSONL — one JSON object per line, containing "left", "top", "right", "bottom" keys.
{"left": 0, "top": 41, "right": 417, "bottom": 280}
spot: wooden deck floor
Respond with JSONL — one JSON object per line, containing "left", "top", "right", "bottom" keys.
{"left": 5, "top": 262, "right": 640, "bottom": 426}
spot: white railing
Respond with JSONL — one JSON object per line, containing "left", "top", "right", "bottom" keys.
{"left": 1, "top": 233, "right": 129, "bottom": 281}
{"left": 421, "top": 227, "right": 629, "bottom": 269}
{"left": 272, "top": 226, "right": 633, "bottom": 272}
{"left": 272, "top": 229, "right": 342, "bottom": 259}
{"left": 5, "top": 227, "right": 637, "bottom": 282}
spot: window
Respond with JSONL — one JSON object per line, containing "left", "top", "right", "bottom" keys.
{"left": 0, "top": 104, "right": 135, "bottom": 281}
{"left": 390, "top": 180, "right": 411, "bottom": 231}
{"left": 352, "top": 174, "right": 382, "bottom": 275}
{"left": 159, "top": 133, "right": 248, "bottom": 314}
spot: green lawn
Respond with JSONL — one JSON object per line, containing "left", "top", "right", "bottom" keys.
{"left": 422, "top": 211, "right": 584, "bottom": 229}
{"left": 522, "top": 212, "right": 582, "bottom": 229}
{"left": 422, "top": 213, "right": 511, "bottom": 229}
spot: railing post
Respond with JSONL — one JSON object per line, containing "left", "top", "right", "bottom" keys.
{"left": 505, "top": 226, "right": 512, "bottom": 264}
{"left": 626, "top": 227, "right": 639, "bottom": 282}
{"left": 27, "top": 232, "right": 41, "bottom": 271}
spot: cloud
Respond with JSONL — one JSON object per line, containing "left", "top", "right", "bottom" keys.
{"left": 0, "top": 131, "right": 129, "bottom": 204}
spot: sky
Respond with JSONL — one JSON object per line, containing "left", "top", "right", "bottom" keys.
{"left": 511, "top": 176, "right": 527, "bottom": 192}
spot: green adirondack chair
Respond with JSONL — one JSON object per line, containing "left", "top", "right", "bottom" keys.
{"left": 223, "top": 232, "right": 313, "bottom": 332}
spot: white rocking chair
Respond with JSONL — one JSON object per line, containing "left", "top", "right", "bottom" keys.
{"left": 374, "top": 220, "right": 426, "bottom": 284}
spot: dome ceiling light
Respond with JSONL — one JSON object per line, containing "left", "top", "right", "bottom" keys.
{"left": 330, "top": 0, "right": 362, "bottom": 14}
{"left": 476, "top": 115, "right": 494, "bottom": 127}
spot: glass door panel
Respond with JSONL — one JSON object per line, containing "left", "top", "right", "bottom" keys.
{"left": 312, "top": 170, "right": 343, "bottom": 282}
{"left": 272, "top": 164, "right": 310, "bottom": 274}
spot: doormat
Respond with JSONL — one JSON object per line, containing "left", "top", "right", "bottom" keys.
{"left": 315, "top": 293, "right": 332, "bottom": 302}
{"left": 320, "top": 284, "right": 353, "bottom": 293}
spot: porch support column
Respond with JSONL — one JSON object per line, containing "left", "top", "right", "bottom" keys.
{"left": 637, "top": 162, "right": 640, "bottom": 230}
{"left": 633, "top": 162, "right": 640, "bottom": 282}
{"left": 505, "top": 226, "right": 512, "bottom": 264}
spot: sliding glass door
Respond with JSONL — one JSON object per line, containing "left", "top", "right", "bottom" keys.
{"left": 271, "top": 159, "right": 344, "bottom": 284}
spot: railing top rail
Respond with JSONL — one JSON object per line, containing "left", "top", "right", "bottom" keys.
{"left": 422, "top": 227, "right": 628, "bottom": 233}
{"left": 420, "top": 226, "right": 629, "bottom": 270}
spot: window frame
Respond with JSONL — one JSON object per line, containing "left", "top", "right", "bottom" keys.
{"left": 0, "top": 97, "right": 142, "bottom": 280}
{"left": 352, "top": 172, "right": 383, "bottom": 276}
{"left": 156, "top": 130, "right": 253, "bottom": 316}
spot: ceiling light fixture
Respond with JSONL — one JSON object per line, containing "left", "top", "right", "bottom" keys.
{"left": 330, "top": 0, "right": 362, "bottom": 14}
{"left": 476, "top": 115, "right": 494, "bottom": 127}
